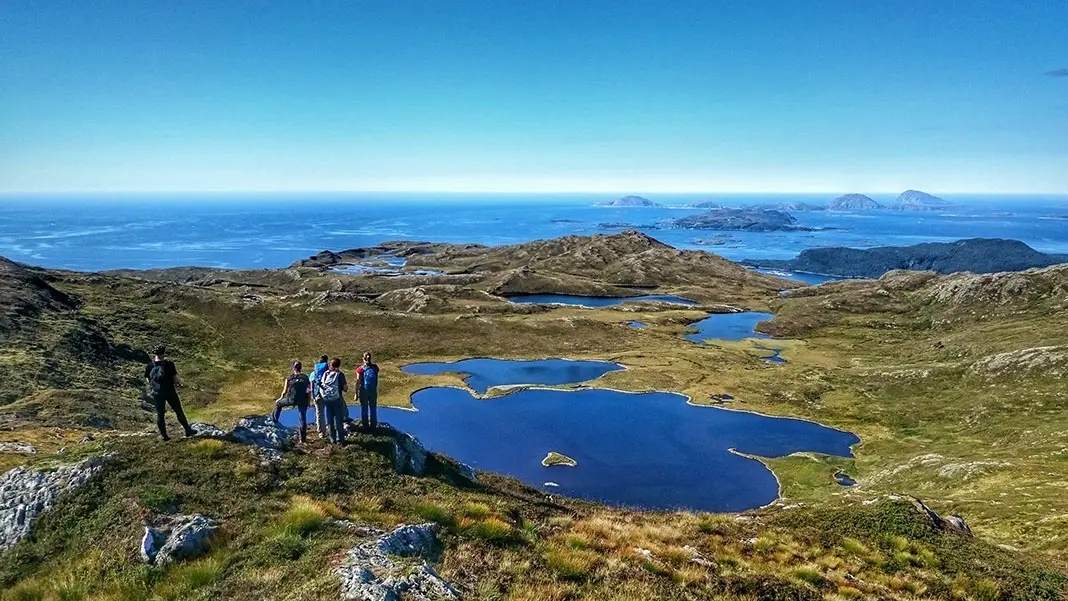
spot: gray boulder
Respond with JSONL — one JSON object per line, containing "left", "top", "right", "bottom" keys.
{"left": 380, "top": 424, "right": 428, "bottom": 476}
{"left": 337, "top": 523, "right": 459, "bottom": 601}
{"left": 912, "top": 497, "right": 972, "bottom": 536}
{"left": 0, "top": 442, "right": 37, "bottom": 454}
{"left": 227, "top": 416, "right": 296, "bottom": 450}
{"left": 189, "top": 422, "right": 227, "bottom": 438}
{"left": 140, "top": 514, "right": 218, "bottom": 565}
{"left": 0, "top": 456, "right": 105, "bottom": 553}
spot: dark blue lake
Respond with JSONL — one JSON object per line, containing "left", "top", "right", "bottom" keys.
{"left": 685, "top": 312, "right": 775, "bottom": 343}
{"left": 381, "top": 387, "right": 860, "bottom": 511}
{"left": 507, "top": 294, "right": 698, "bottom": 307}
{"left": 400, "top": 358, "right": 624, "bottom": 394}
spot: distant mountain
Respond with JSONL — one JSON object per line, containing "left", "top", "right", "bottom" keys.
{"left": 599, "top": 195, "right": 660, "bottom": 207}
{"left": 743, "top": 238, "right": 1068, "bottom": 279}
{"left": 670, "top": 208, "right": 810, "bottom": 232}
{"left": 755, "top": 202, "right": 826, "bottom": 212}
{"left": 691, "top": 201, "right": 723, "bottom": 209}
{"left": 829, "top": 194, "right": 881, "bottom": 211}
{"left": 892, "top": 190, "right": 949, "bottom": 211}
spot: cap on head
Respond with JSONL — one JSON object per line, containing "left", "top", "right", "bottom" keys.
{"left": 153, "top": 345, "right": 167, "bottom": 357}
{"left": 293, "top": 361, "right": 302, "bottom": 372}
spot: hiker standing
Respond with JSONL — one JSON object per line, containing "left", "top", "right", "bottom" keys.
{"left": 272, "top": 361, "right": 312, "bottom": 443}
{"left": 354, "top": 352, "right": 380, "bottom": 431}
{"left": 310, "top": 354, "right": 330, "bottom": 436}
{"left": 144, "top": 345, "right": 195, "bottom": 440}
{"left": 317, "top": 357, "right": 349, "bottom": 444}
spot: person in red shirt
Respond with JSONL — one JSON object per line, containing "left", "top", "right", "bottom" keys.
{"left": 354, "top": 352, "right": 380, "bottom": 431}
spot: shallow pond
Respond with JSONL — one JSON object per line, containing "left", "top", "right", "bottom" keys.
{"left": 381, "top": 387, "right": 860, "bottom": 511}
{"left": 400, "top": 358, "right": 624, "bottom": 394}
{"left": 627, "top": 321, "right": 646, "bottom": 329}
{"left": 685, "top": 312, "right": 775, "bottom": 343}
{"left": 834, "top": 472, "right": 857, "bottom": 487}
{"left": 507, "top": 294, "right": 697, "bottom": 307}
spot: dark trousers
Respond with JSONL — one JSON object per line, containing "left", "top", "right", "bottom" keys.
{"left": 272, "top": 398, "right": 309, "bottom": 442}
{"left": 154, "top": 389, "right": 192, "bottom": 439}
{"left": 359, "top": 391, "right": 378, "bottom": 430}
{"left": 325, "top": 399, "right": 347, "bottom": 444}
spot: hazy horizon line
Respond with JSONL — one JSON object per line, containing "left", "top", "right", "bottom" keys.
{"left": 3, "top": 189, "right": 1068, "bottom": 197}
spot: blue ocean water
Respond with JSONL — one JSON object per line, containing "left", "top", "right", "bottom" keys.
{"left": 1, "top": 193, "right": 1067, "bottom": 271}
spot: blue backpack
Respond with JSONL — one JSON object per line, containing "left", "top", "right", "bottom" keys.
{"left": 360, "top": 365, "right": 378, "bottom": 393}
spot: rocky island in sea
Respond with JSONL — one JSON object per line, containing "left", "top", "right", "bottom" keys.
{"left": 891, "top": 189, "right": 950, "bottom": 211}
{"left": 597, "top": 195, "right": 661, "bottom": 207}
{"left": 669, "top": 208, "right": 813, "bottom": 232}
{"left": 744, "top": 238, "right": 1068, "bottom": 279}
{"left": 828, "top": 193, "right": 882, "bottom": 210}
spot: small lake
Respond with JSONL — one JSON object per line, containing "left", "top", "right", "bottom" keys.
{"left": 507, "top": 294, "right": 698, "bottom": 307}
{"left": 400, "top": 358, "right": 624, "bottom": 394}
{"left": 381, "top": 387, "right": 860, "bottom": 511}
{"left": 685, "top": 312, "right": 775, "bottom": 343}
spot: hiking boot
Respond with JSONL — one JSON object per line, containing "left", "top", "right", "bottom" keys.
{"left": 183, "top": 428, "right": 196, "bottom": 438}
{"left": 159, "top": 434, "right": 171, "bottom": 442}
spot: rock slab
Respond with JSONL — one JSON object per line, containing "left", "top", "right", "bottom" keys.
{"left": 227, "top": 416, "right": 296, "bottom": 450}
{"left": 337, "top": 523, "right": 459, "bottom": 601}
{"left": 0, "top": 456, "right": 105, "bottom": 553}
{"left": 140, "top": 514, "right": 218, "bottom": 565}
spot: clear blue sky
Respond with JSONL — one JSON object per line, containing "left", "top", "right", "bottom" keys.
{"left": 1, "top": 1, "right": 1066, "bottom": 194}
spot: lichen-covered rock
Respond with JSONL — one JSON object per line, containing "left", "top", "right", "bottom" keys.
{"left": 969, "top": 346, "right": 1068, "bottom": 380}
{"left": 0, "top": 442, "right": 37, "bottom": 454}
{"left": 337, "top": 523, "right": 459, "bottom": 601}
{"left": 227, "top": 416, "right": 296, "bottom": 449}
{"left": 189, "top": 422, "right": 227, "bottom": 438}
{"left": 912, "top": 498, "right": 972, "bottom": 536}
{"left": 381, "top": 425, "right": 428, "bottom": 476}
{"left": 0, "top": 456, "right": 105, "bottom": 553}
{"left": 140, "top": 514, "right": 218, "bottom": 565}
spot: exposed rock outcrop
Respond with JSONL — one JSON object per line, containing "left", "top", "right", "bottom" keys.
{"left": 912, "top": 498, "right": 972, "bottom": 536}
{"left": 969, "top": 346, "right": 1068, "bottom": 379}
{"left": 140, "top": 514, "right": 218, "bottom": 565}
{"left": 1, "top": 456, "right": 105, "bottom": 553}
{"left": 0, "top": 442, "right": 37, "bottom": 454}
{"left": 337, "top": 523, "right": 459, "bottom": 601}
{"left": 227, "top": 416, "right": 296, "bottom": 450}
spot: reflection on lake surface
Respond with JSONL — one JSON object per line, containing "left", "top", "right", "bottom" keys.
{"left": 685, "top": 312, "right": 775, "bottom": 343}
{"left": 507, "top": 294, "right": 698, "bottom": 307}
{"left": 400, "top": 358, "right": 624, "bottom": 394}
{"left": 382, "top": 387, "right": 860, "bottom": 511}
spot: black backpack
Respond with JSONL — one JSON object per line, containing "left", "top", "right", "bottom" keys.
{"left": 289, "top": 374, "right": 311, "bottom": 403}
{"left": 149, "top": 362, "right": 169, "bottom": 394}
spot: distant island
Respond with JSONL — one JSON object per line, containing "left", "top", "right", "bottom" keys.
{"left": 829, "top": 194, "right": 881, "bottom": 211}
{"left": 542, "top": 451, "right": 578, "bottom": 467}
{"left": 598, "top": 195, "right": 661, "bottom": 207}
{"left": 891, "top": 190, "right": 950, "bottom": 211}
{"left": 669, "top": 208, "right": 812, "bottom": 232}
{"left": 754, "top": 202, "right": 827, "bottom": 212}
{"left": 691, "top": 201, "right": 723, "bottom": 209}
{"left": 743, "top": 238, "right": 1068, "bottom": 279}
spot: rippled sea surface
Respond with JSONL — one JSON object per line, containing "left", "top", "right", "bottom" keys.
{"left": 2, "top": 193, "right": 1067, "bottom": 271}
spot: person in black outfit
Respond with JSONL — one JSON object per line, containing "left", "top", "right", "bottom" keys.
{"left": 144, "top": 345, "right": 195, "bottom": 440}
{"left": 272, "top": 361, "right": 312, "bottom": 443}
